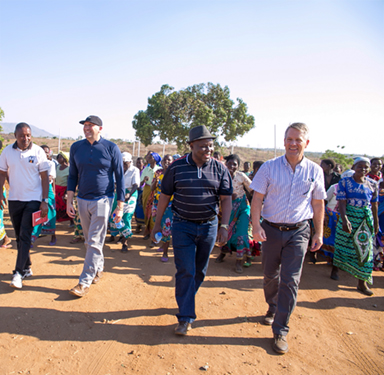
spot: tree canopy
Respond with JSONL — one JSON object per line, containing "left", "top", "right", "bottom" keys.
{"left": 321, "top": 147, "right": 354, "bottom": 170}
{"left": 132, "top": 83, "right": 255, "bottom": 152}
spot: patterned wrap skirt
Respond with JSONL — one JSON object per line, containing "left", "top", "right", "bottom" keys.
{"left": 334, "top": 204, "right": 374, "bottom": 284}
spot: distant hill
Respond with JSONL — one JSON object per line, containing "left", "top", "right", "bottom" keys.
{"left": 0, "top": 122, "right": 56, "bottom": 138}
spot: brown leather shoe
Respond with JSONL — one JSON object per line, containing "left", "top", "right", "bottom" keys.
{"left": 69, "top": 283, "right": 89, "bottom": 297}
{"left": 92, "top": 271, "right": 103, "bottom": 284}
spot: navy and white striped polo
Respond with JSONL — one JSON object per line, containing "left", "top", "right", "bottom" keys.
{"left": 161, "top": 153, "right": 233, "bottom": 221}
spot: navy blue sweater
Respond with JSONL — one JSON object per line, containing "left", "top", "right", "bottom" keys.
{"left": 67, "top": 138, "right": 124, "bottom": 201}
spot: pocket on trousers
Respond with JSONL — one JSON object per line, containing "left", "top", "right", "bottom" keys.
{"left": 96, "top": 198, "right": 109, "bottom": 217}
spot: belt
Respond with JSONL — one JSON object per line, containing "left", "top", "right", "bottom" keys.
{"left": 264, "top": 219, "right": 308, "bottom": 232}
{"left": 188, "top": 216, "right": 216, "bottom": 225}
{"left": 174, "top": 213, "right": 216, "bottom": 225}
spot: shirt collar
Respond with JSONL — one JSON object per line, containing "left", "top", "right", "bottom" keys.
{"left": 186, "top": 152, "right": 211, "bottom": 168}
{"left": 89, "top": 136, "right": 103, "bottom": 145}
{"left": 283, "top": 155, "right": 307, "bottom": 170}
{"left": 12, "top": 140, "right": 33, "bottom": 151}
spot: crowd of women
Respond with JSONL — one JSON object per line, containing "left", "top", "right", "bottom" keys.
{"left": 1, "top": 144, "right": 383, "bottom": 295}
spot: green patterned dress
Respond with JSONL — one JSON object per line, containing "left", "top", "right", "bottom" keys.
{"left": 334, "top": 177, "right": 378, "bottom": 284}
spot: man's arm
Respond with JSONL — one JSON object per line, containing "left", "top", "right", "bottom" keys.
{"left": 217, "top": 195, "right": 232, "bottom": 246}
{"left": 0, "top": 171, "right": 7, "bottom": 210}
{"left": 251, "top": 191, "right": 267, "bottom": 242}
{"left": 310, "top": 198, "right": 324, "bottom": 251}
{"left": 39, "top": 170, "right": 49, "bottom": 218}
{"left": 66, "top": 190, "right": 76, "bottom": 219}
{"left": 66, "top": 145, "right": 79, "bottom": 219}
{"left": 150, "top": 193, "right": 171, "bottom": 242}
{"left": 111, "top": 147, "right": 125, "bottom": 223}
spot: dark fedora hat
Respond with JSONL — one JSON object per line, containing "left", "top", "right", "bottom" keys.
{"left": 188, "top": 125, "right": 216, "bottom": 143}
{"left": 79, "top": 115, "right": 103, "bottom": 127}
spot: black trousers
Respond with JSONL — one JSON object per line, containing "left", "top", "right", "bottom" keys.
{"left": 8, "top": 200, "right": 41, "bottom": 275}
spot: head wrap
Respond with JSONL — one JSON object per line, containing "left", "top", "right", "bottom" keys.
{"left": 151, "top": 152, "right": 162, "bottom": 166}
{"left": 341, "top": 170, "right": 355, "bottom": 179}
{"left": 352, "top": 156, "right": 370, "bottom": 167}
{"left": 58, "top": 151, "right": 69, "bottom": 163}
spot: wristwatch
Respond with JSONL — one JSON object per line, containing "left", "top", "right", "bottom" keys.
{"left": 42, "top": 198, "right": 49, "bottom": 203}
{"left": 220, "top": 224, "right": 229, "bottom": 230}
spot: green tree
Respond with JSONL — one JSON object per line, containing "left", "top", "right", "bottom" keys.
{"left": 132, "top": 83, "right": 255, "bottom": 152}
{"left": 321, "top": 147, "right": 354, "bottom": 170}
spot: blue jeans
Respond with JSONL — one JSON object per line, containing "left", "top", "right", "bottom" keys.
{"left": 172, "top": 215, "right": 218, "bottom": 323}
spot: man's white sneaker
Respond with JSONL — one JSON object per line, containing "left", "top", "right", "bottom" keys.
{"left": 10, "top": 272, "right": 23, "bottom": 289}
{"left": 22, "top": 268, "right": 33, "bottom": 279}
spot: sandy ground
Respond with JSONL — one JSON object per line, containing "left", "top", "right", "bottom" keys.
{"left": 0, "top": 216, "right": 383, "bottom": 375}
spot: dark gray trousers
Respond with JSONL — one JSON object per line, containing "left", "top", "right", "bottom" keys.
{"left": 261, "top": 220, "right": 310, "bottom": 336}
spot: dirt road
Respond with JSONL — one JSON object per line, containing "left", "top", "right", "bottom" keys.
{"left": 1, "top": 219, "right": 383, "bottom": 375}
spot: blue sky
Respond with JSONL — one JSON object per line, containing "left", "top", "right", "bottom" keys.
{"left": 1, "top": 0, "right": 383, "bottom": 156}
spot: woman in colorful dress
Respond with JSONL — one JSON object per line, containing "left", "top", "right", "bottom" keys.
{"left": 331, "top": 157, "right": 379, "bottom": 296}
{"left": 134, "top": 157, "right": 145, "bottom": 233}
{"left": 151, "top": 154, "right": 173, "bottom": 262}
{"left": 141, "top": 152, "right": 162, "bottom": 241}
{"left": 55, "top": 151, "right": 71, "bottom": 224}
{"left": 108, "top": 152, "right": 140, "bottom": 252}
{"left": 215, "top": 154, "right": 253, "bottom": 273}
{"left": 31, "top": 145, "right": 57, "bottom": 246}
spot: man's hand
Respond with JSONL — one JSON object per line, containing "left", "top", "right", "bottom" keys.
{"left": 310, "top": 232, "right": 323, "bottom": 252}
{"left": 112, "top": 207, "right": 123, "bottom": 223}
{"left": 66, "top": 200, "right": 76, "bottom": 219}
{"left": 217, "top": 227, "right": 228, "bottom": 247}
{"left": 252, "top": 223, "right": 267, "bottom": 242}
{"left": 40, "top": 201, "right": 48, "bottom": 218}
{"left": 151, "top": 223, "right": 162, "bottom": 243}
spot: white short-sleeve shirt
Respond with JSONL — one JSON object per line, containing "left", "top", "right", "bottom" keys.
{"left": 0, "top": 142, "right": 50, "bottom": 201}
{"left": 124, "top": 165, "right": 140, "bottom": 190}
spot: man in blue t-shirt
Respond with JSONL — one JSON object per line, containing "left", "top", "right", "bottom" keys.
{"left": 151, "top": 125, "right": 232, "bottom": 335}
{"left": 67, "top": 115, "right": 125, "bottom": 297}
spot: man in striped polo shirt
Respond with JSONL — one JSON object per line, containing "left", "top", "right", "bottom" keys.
{"left": 151, "top": 125, "right": 232, "bottom": 335}
{"left": 250, "top": 123, "right": 326, "bottom": 354}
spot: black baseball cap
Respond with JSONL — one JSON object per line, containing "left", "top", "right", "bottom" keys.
{"left": 79, "top": 115, "right": 103, "bottom": 127}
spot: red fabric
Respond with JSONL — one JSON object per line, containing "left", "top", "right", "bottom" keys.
{"left": 55, "top": 185, "right": 70, "bottom": 222}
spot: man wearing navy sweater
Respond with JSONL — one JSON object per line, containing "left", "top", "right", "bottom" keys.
{"left": 67, "top": 115, "right": 125, "bottom": 297}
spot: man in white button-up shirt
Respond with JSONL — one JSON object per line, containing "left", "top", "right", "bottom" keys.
{"left": 251, "top": 122, "right": 326, "bottom": 354}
